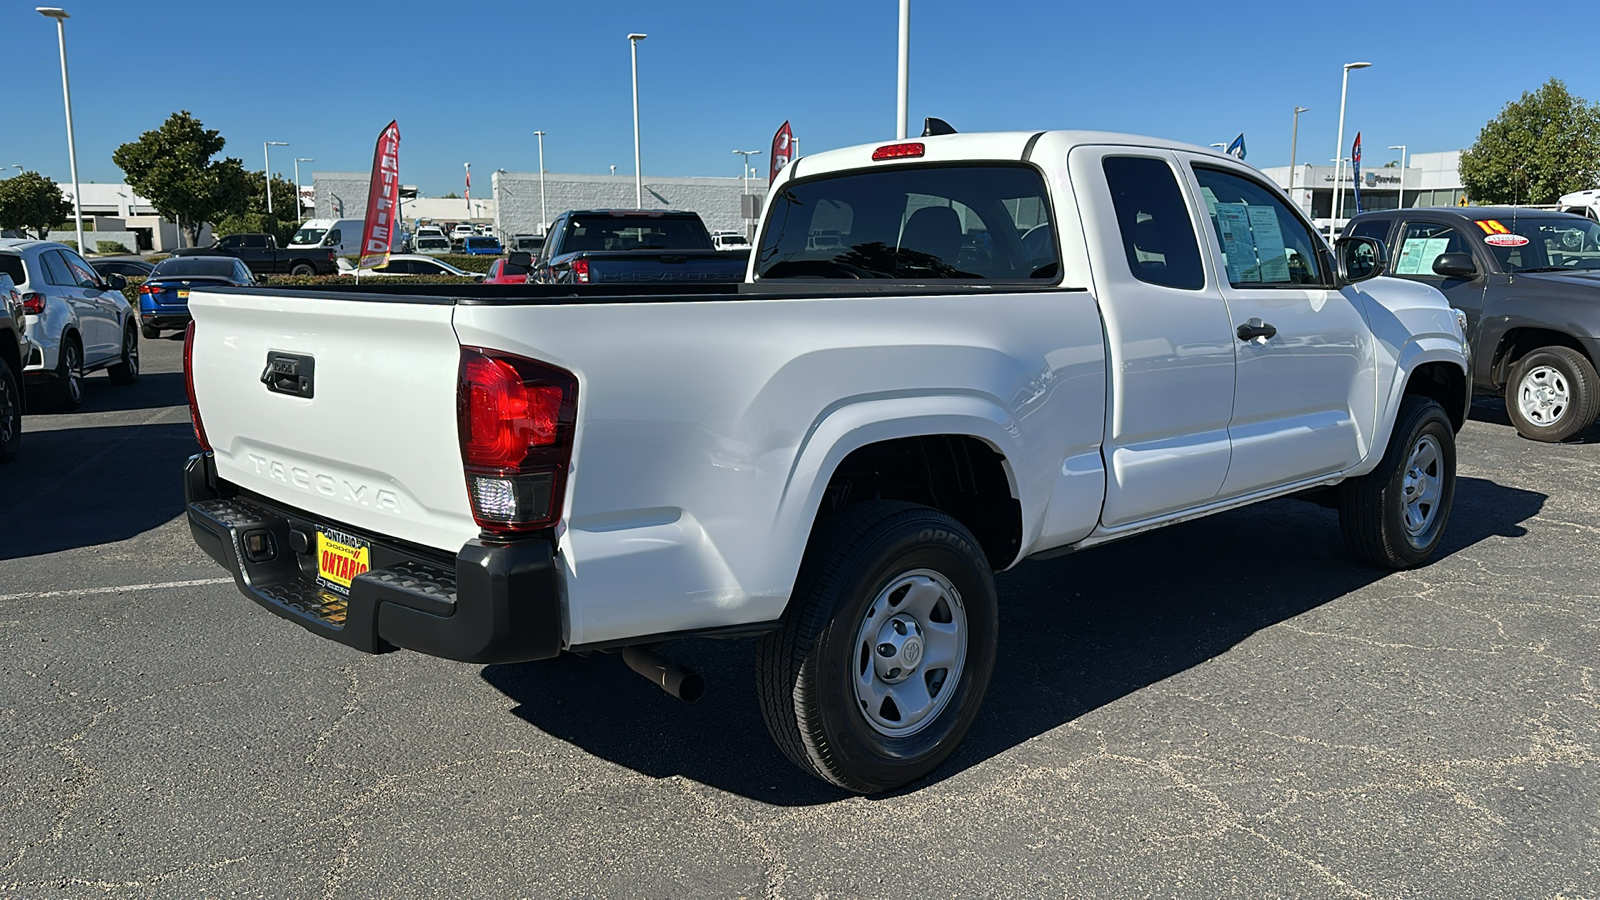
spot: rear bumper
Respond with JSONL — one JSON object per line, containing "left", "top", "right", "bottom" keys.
{"left": 183, "top": 452, "right": 563, "bottom": 663}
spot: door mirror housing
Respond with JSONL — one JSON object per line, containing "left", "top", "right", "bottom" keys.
{"left": 507, "top": 251, "right": 532, "bottom": 269}
{"left": 1334, "top": 235, "right": 1387, "bottom": 284}
{"left": 103, "top": 273, "right": 127, "bottom": 291}
{"left": 1432, "top": 252, "right": 1477, "bottom": 278}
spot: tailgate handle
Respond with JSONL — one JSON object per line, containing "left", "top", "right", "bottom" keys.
{"left": 261, "top": 351, "right": 315, "bottom": 399}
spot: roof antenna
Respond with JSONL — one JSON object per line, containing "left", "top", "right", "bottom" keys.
{"left": 922, "top": 117, "right": 957, "bottom": 137}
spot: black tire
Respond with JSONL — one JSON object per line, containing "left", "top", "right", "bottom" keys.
{"left": 1503, "top": 346, "right": 1600, "bottom": 442}
{"left": 755, "top": 501, "right": 999, "bottom": 793}
{"left": 289, "top": 262, "right": 317, "bottom": 277}
{"left": 1339, "top": 396, "right": 1456, "bottom": 569}
{"left": 0, "top": 356, "right": 21, "bottom": 464}
{"left": 52, "top": 333, "right": 85, "bottom": 410}
{"left": 141, "top": 323, "right": 160, "bottom": 340}
{"left": 108, "top": 324, "right": 139, "bottom": 385}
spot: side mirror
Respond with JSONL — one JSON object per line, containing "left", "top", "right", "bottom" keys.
{"left": 508, "top": 251, "right": 532, "bottom": 268}
{"left": 1432, "top": 253, "right": 1477, "bottom": 278}
{"left": 1334, "top": 235, "right": 1386, "bottom": 284}
{"left": 104, "top": 273, "right": 127, "bottom": 291}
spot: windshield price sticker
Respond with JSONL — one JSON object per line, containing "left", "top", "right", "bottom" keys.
{"left": 1485, "top": 233, "right": 1530, "bottom": 247}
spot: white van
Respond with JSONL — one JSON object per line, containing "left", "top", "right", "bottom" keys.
{"left": 289, "top": 218, "right": 369, "bottom": 257}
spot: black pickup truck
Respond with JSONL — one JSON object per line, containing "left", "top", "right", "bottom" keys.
{"left": 172, "top": 233, "right": 337, "bottom": 277}
{"left": 1347, "top": 207, "right": 1600, "bottom": 441}
{"left": 530, "top": 210, "right": 749, "bottom": 284}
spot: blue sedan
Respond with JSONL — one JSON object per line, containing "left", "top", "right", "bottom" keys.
{"left": 138, "top": 256, "right": 254, "bottom": 338}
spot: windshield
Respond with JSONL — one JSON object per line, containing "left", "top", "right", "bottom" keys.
{"left": 1475, "top": 216, "right": 1600, "bottom": 273}
{"left": 465, "top": 237, "right": 498, "bottom": 248}
{"left": 151, "top": 258, "right": 238, "bottom": 278}
{"left": 291, "top": 227, "right": 327, "bottom": 245}
{"left": 757, "top": 164, "right": 1058, "bottom": 280}
{"left": 720, "top": 235, "right": 749, "bottom": 246}
{"left": 560, "top": 215, "right": 712, "bottom": 252}
{"left": 417, "top": 238, "right": 449, "bottom": 249}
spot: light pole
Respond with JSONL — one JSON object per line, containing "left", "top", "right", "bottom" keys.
{"left": 464, "top": 162, "right": 471, "bottom": 218}
{"left": 534, "top": 130, "right": 547, "bottom": 235}
{"left": 37, "top": 8, "right": 83, "bottom": 255}
{"left": 1332, "top": 61, "right": 1371, "bottom": 224}
{"left": 4, "top": 165, "right": 21, "bottom": 178}
{"left": 263, "top": 141, "right": 288, "bottom": 215}
{"left": 896, "top": 0, "right": 910, "bottom": 139}
{"left": 293, "top": 157, "right": 313, "bottom": 221}
{"left": 733, "top": 149, "right": 762, "bottom": 239}
{"left": 1388, "top": 144, "right": 1407, "bottom": 210}
{"left": 1289, "top": 106, "right": 1309, "bottom": 202}
{"left": 628, "top": 33, "right": 647, "bottom": 207}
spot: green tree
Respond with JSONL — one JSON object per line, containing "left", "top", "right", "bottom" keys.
{"left": 0, "top": 171, "right": 73, "bottom": 239}
{"left": 213, "top": 172, "right": 301, "bottom": 245}
{"left": 1460, "top": 79, "right": 1600, "bottom": 205}
{"left": 111, "top": 111, "right": 252, "bottom": 247}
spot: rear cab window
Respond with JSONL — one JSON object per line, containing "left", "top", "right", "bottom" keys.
{"left": 756, "top": 164, "right": 1058, "bottom": 282}
{"left": 1101, "top": 156, "right": 1205, "bottom": 290}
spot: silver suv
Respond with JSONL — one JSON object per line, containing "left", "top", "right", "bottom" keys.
{"left": 0, "top": 239, "right": 140, "bottom": 409}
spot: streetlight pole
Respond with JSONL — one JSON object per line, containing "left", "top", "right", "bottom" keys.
{"left": 37, "top": 8, "right": 83, "bottom": 255}
{"left": 733, "top": 149, "right": 762, "bottom": 240}
{"left": 1388, "top": 144, "right": 1407, "bottom": 210}
{"left": 1289, "top": 106, "right": 1309, "bottom": 204}
{"left": 1332, "top": 61, "right": 1371, "bottom": 225}
{"left": 534, "top": 130, "right": 547, "bottom": 235}
{"left": 628, "top": 33, "right": 647, "bottom": 208}
{"left": 896, "top": 0, "right": 910, "bottom": 139}
{"left": 293, "top": 157, "right": 313, "bottom": 222}
{"left": 264, "top": 141, "right": 288, "bottom": 215}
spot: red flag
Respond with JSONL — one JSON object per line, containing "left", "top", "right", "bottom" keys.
{"left": 769, "top": 121, "right": 793, "bottom": 185}
{"left": 358, "top": 121, "right": 401, "bottom": 269}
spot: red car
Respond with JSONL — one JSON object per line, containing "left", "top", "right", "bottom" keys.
{"left": 482, "top": 256, "right": 529, "bottom": 284}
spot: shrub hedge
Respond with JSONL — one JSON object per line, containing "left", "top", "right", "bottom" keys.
{"left": 342, "top": 253, "right": 496, "bottom": 274}
{"left": 96, "top": 240, "right": 132, "bottom": 255}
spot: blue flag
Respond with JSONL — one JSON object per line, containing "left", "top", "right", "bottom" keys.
{"left": 1226, "top": 133, "right": 1246, "bottom": 160}
{"left": 1351, "top": 132, "right": 1363, "bottom": 215}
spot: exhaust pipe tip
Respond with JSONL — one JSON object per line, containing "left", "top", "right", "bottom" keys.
{"left": 622, "top": 645, "right": 704, "bottom": 703}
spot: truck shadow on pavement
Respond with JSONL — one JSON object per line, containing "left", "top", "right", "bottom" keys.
{"left": 24, "top": 372, "right": 188, "bottom": 417}
{"left": 482, "top": 475, "right": 1544, "bottom": 805}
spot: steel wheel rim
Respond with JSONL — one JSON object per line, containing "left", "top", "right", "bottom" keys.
{"left": 1401, "top": 434, "right": 1443, "bottom": 538}
{"left": 851, "top": 568, "right": 968, "bottom": 738}
{"left": 1517, "top": 365, "right": 1570, "bottom": 426}
{"left": 64, "top": 343, "right": 82, "bottom": 403}
{"left": 124, "top": 328, "right": 138, "bottom": 377}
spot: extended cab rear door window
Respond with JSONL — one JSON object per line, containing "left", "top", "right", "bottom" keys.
{"left": 1392, "top": 222, "right": 1469, "bottom": 277}
{"left": 1191, "top": 166, "right": 1329, "bottom": 288}
{"left": 1101, "top": 156, "right": 1205, "bottom": 290}
{"left": 757, "top": 164, "right": 1058, "bottom": 281}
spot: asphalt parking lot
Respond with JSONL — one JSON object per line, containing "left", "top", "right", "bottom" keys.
{"left": 2, "top": 335, "right": 1596, "bottom": 899}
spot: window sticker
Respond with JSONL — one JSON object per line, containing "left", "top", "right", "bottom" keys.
{"left": 1246, "top": 206, "right": 1290, "bottom": 282}
{"left": 1394, "top": 237, "right": 1450, "bottom": 275}
{"left": 1213, "top": 202, "right": 1251, "bottom": 282}
{"left": 1475, "top": 220, "right": 1510, "bottom": 235}
{"left": 1485, "top": 233, "right": 1529, "bottom": 247}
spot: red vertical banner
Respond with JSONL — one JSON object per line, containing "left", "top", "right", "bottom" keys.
{"left": 769, "top": 121, "right": 793, "bottom": 185}
{"left": 358, "top": 120, "right": 402, "bottom": 269}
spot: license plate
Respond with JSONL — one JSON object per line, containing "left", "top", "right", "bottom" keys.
{"left": 177, "top": 290, "right": 190, "bottom": 299}
{"left": 315, "top": 527, "right": 370, "bottom": 595}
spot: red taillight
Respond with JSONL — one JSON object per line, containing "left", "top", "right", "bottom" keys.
{"left": 20, "top": 292, "right": 46, "bottom": 315}
{"left": 138, "top": 283, "right": 161, "bottom": 294}
{"left": 457, "top": 347, "right": 577, "bottom": 533}
{"left": 183, "top": 321, "right": 211, "bottom": 451}
{"left": 872, "top": 142, "right": 925, "bottom": 160}
{"left": 571, "top": 258, "right": 591, "bottom": 284}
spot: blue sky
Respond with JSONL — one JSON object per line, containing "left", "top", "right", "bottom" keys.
{"left": 5, "top": 0, "right": 1597, "bottom": 200}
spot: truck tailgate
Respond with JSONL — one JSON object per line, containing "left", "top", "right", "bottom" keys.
{"left": 187, "top": 290, "right": 475, "bottom": 553}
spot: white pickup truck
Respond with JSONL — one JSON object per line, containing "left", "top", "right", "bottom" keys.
{"left": 183, "top": 129, "right": 1471, "bottom": 792}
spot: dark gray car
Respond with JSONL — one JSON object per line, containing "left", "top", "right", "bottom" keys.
{"left": 1346, "top": 208, "right": 1600, "bottom": 441}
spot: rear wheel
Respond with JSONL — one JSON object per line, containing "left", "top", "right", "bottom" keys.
{"left": 141, "top": 323, "right": 160, "bottom": 340}
{"left": 1339, "top": 396, "right": 1456, "bottom": 568}
{"left": 755, "top": 501, "right": 999, "bottom": 793}
{"left": 108, "top": 324, "right": 139, "bottom": 385}
{"left": 52, "top": 334, "right": 85, "bottom": 410}
{"left": 1504, "top": 346, "right": 1600, "bottom": 442}
{"left": 0, "top": 356, "right": 21, "bottom": 464}
{"left": 289, "top": 262, "right": 317, "bottom": 277}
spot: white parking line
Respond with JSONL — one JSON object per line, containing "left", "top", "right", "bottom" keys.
{"left": 0, "top": 577, "right": 232, "bottom": 602}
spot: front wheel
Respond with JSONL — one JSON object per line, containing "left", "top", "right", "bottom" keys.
{"left": 1504, "top": 346, "right": 1600, "bottom": 442}
{"left": 756, "top": 501, "right": 999, "bottom": 793}
{"left": 108, "top": 325, "right": 139, "bottom": 385}
{"left": 1338, "top": 396, "right": 1456, "bottom": 568}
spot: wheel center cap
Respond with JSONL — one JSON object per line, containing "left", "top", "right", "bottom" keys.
{"left": 873, "top": 615, "right": 925, "bottom": 684}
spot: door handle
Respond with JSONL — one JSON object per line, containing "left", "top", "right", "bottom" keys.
{"left": 1237, "top": 318, "right": 1277, "bottom": 341}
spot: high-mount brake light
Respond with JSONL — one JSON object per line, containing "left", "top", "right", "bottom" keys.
{"left": 183, "top": 321, "right": 211, "bottom": 451}
{"left": 20, "top": 292, "right": 46, "bottom": 315}
{"left": 871, "top": 142, "right": 926, "bottom": 161}
{"left": 457, "top": 347, "right": 578, "bottom": 533}
{"left": 571, "top": 258, "right": 591, "bottom": 284}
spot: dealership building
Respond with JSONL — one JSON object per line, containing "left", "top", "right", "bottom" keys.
{"left": 1259, "top": 150, "right": 1467, "bottom": 225}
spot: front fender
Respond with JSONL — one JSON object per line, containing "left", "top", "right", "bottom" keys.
{"left": 1349, "top": 337, "right": 1469, "bottom": 477}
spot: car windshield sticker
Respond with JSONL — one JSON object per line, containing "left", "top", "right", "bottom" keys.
{"left": 1213, "top": 203, "right": 1252, "bottom": 282}
{"left": 1395, "top": 237, "right": 1451, "bottom": 275}
{"left": 1475, "top": 220, "right": 1511, "bottom": 235}
{"left": 1485, "top": 233, "right": 1530, "bottom": 247}
{"left": 1246, "top": 206, "right": 1290, "bottom": 282}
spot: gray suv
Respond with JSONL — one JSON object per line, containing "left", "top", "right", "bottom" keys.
{"left": 0, "top": 239, "right": 140, "bottom": 409}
